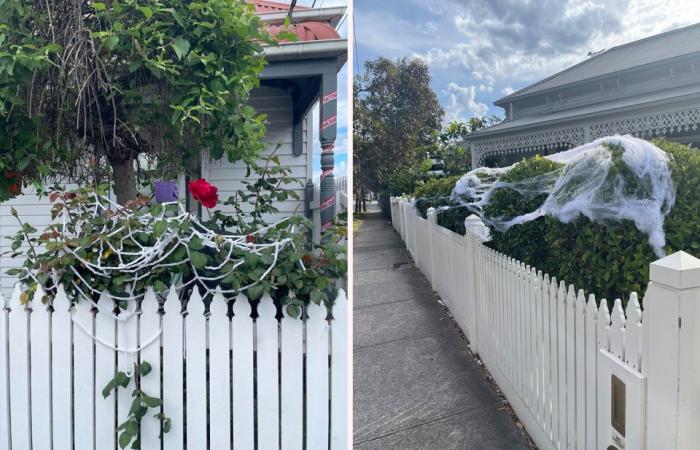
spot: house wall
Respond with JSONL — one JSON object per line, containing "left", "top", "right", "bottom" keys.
{"left": 0, "top": 85, "right": 313, "bottom": 298}
{"left": 202, "top": 85, "right": 312, "bottom": 224}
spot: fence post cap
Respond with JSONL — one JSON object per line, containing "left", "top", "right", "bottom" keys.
{"left": 650, "top": 250, "right": 700, "bottom": 289}
{"left": 465, "top": 214, "right": 482, "bottom": 224}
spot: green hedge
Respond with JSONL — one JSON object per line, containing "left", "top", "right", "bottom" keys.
{"left": 414, "top": 139, "right": 700, "bottom": 304}
{"left": 412, "top": 176, "right": 472, "bottom": 235}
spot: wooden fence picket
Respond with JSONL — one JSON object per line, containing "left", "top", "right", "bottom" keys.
{"left": 209, "top": 291, "right": 232, "bottom": 450}
{"left": 140, "top": 289, "right": 163, "bottom": 449}
{"left": 73, "top": 296, "right": 95, "bottom": 450}
{"left": 29, "top": 288, "right": 51, "bottom": 450}
{"left": 9, "top": 286, "right": 30, "bottom": 450}
{"left": 52, "top": 287, "right": 72, "bottom": 450}
{"left": 281, "top": 303, "right": 304, "bottom": 450}
{"left": 585, "top": 294, "right": 598, "bottom": 450}
{"left": 185, "top": 287, "right": 207, "bottom": 450}
{"left": 0, "top": 293, "right": 7, "bottom": 450}
{"left": 257, "top": 292, "right": 280, "bottom": 450}
{"left": 94, "top": 293, "right": 117, "bottom": 450}
{"left": 306, "top": 300, "right": 330, "bottom": 450}
{"left": 232, "top": 293, "right": 255, "bottom": 450}
{"left": 565, "top": 285, "right": 576, "bottom": 449}
{"left": 161, "top": 287, "right": 184, "bottom": 450}
{"left": 331, "top": 289, "right": 349, "bottom": 450}
{"left": 575, "top": 289, "right": 586, "bottom": 449}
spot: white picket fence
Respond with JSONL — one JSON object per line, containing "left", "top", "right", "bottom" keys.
{"left": 390, "top": 197, "right": 700, "bottom": 450}
{"left": 0, "top": 285, "right": 348, "bottom": 450}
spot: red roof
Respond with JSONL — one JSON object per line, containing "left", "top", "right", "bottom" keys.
{"left": 247, "top": 0, "right": 309, "bottom": 14}
{"left": 267, "top": 21, "right": 340, "bottom": 41}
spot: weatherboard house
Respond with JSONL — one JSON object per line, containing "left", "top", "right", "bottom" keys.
{"left": 464, "top": 22, "right": 700, "bottom": 167}
{"left": 0, "top": 0, "right": 347, "bottom": 296}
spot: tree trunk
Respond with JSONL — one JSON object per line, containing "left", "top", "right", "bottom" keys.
{"left": 111, "top": 157, "right": 137, "bottom": 205}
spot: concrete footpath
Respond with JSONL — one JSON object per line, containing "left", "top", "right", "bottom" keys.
{"left": 353, "top": 211, "right": 531, "bottom": 449}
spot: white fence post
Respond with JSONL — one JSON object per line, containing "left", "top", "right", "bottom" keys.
{"left": 426, "top": 208, "right": 437, "bottom": 288}
{"left": 465, "top": 214, "right": 484, "bottom": 355}
{"left": 644, "top": 250, "right": 700, "bottom": 450}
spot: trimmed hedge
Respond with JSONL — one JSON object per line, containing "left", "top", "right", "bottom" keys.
{"left": 415, "top": 139, "right": 700, "bottom": 304}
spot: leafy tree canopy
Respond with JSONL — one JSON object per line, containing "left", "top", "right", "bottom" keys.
{"left": 0, "top": 0, "right": 284, "bottom": 203}
{"left": 353, "top": 57, "right": 444, "bottom": 193}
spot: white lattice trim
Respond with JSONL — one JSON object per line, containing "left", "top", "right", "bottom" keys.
{"left": 471, "top": 127, "right": 585, "bottom": 166}
{"left": 590, "top": 107, "right": 700, "bottom": 139}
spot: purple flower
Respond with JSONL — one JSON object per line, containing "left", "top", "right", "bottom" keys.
{"left": 154, "top": 180, "right": 179, "bottom": 204}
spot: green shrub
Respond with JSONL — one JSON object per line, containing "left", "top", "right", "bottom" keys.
{"left": 412, "top": 175, "right": 473, "bottom": 234}
{"left": 483, "top": 139, "right": 700, "bottom": 304}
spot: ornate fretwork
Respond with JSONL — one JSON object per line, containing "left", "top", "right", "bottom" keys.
{"left": 471, "top": 127, "right": 585, "bottom": 167}
{"left": 590, "top": 107, "right": 700, "bottom": 140}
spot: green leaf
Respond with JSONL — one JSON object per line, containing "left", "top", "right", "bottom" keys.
{"left": 93, "top": 2, "right": 106, "bottom": 11}
{"left": 314, "top": 277, "right": 328, "bottom": 290}
{"left": 104, "top": 35, "right": 119, "bottom": 50}
{"left": 162, "top": 417, "right": 172, "bottom": 433}
{"left": 153, "top": 221, "right": 167, "bottom": 238}
{"left": 310, "top": 289, "right": 322, "bottom": 304}
{"left": 171, "top": 37, "right": 190, "bottom": 60}
{"left": 119, "top": 430, "right": 132, "bottom": 449}
{"left": 188, "top": 236, "right": 204, "bottom": 250}
{"left": 115, "top": 371, "right": 131, "bottom": 388}
{"left": 139, "top": 6, "right": 153, "bottom": 18}
{"left": 102, "top": 378, "right": 117, "bottom": 398}
{"left": 190, "top": 251, "right": 207, "bottom": 269}
{"left": 139, "top": 361, "right": 152, "bottom": 377}
{"left": 142, "top": 393, "right": 162, "bottom": 408}
{"left": 285, "top": 304, "right": 301, "bottom": 319}
{"left": 247, "top": 284, "right": 264, "bottom": 300}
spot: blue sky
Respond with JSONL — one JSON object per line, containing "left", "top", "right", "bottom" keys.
{"left": 354, "top": 0, "right": 700, "bottom": 124}
{"left": 297, "top": 0, "right": 348, "bottom": 180}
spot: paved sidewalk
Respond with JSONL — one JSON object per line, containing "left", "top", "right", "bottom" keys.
{"left": 353, "top": 212, "right": 531, "bottom": 449}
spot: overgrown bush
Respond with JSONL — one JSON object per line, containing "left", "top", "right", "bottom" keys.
{"left": 484, "top": 139, "right": 700, "bottom": 304}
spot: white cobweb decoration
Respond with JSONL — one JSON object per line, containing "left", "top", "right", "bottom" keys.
{"left": 451, "top": 135, "right": 675, "bottom": 257}
{"left": 34, "top": 193, "right": 305, "bottom": 371}
{"left": 42, "top": 193, "right": 302, "bottom": 316}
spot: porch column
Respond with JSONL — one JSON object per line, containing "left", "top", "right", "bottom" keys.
{"left": 319, "top": 71, "right": 337, "bottom": 238}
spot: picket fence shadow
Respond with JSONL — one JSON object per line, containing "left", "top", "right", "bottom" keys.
{"left": 390, "top": 196, "right": 700, "bottom": 450}
{"left": 0, "top": 285, "right": 348, "bottom": 450}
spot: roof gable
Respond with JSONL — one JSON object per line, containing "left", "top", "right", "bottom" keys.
{"left": 498, "top": 22, "right": 700, "bottom": 104}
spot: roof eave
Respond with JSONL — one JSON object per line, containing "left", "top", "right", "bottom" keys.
{"left": 263, "top": 39, "right": 348, "bottom": 65}
{"left": 257, "top": 6, "right": 346, "bottom": 27}
{"left": 465, "top": 89, "right": 700, "bottom": 141}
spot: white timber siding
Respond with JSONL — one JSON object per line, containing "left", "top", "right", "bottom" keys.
{"left": 202, "top": 86, "right": 312, "bottom": 224}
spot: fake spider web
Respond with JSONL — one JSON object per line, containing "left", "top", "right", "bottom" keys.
{"left": 30, "top": 193, "right": 306, "bottom": 368}
{"left": 450, "top": 135, "right": 676, "bottom": 257}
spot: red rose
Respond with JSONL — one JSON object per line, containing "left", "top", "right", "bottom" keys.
{"left": 188, "top": 178, "right": 219, "bottom": 209}
{"left": 246, "top": 234, "right": 255, "bottom": 244}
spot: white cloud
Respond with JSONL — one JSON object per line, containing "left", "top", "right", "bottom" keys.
{"left": 501, "top": 86, "right": 515, "bottom": 96}
{"left": 413, "top": 0, "right": 700, "bottom": 94}
{"left": 442, "top": 83, "right": 489, "bottom": 122}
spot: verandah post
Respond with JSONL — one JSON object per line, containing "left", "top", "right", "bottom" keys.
{"left": 644, "top": 251, "right": 700, "bottom": 449}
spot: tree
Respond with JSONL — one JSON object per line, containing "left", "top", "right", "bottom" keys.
{"left": 354, "top": 57, "right": 444, "bottom": 193}
{"left": 0, "top": 0, "right": 278, "bottom": 204}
